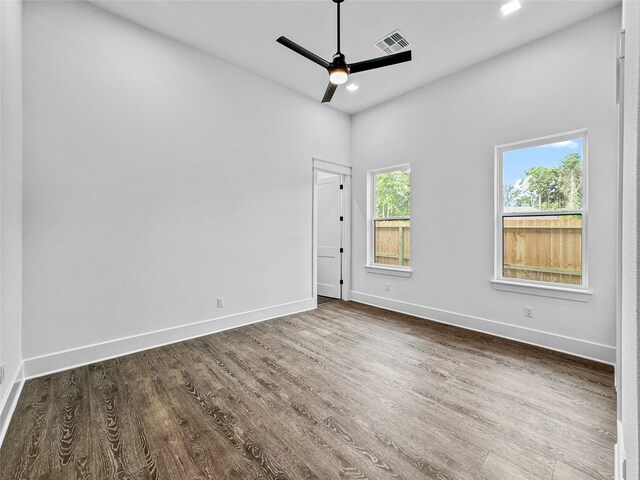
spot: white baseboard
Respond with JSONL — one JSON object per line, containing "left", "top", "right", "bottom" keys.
{"left": 0, "top": 361, "right": 25, "bottom": 449}
{"left": 615, "top": 420, "right": 625, "bottom": 480}
{"left": 350, "top": 291, "right": 615, "bottom": 365}
{"left": 24, "top": 298, "right": 316, "bottom": 379}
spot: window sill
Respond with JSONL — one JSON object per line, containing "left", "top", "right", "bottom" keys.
{"left": 365, "top": 265, "right": 413, "bottom": 278}
{"left": 490, "top": 279, "right": 593, "bottom": 302}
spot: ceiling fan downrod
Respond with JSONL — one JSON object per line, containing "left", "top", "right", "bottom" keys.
{"left": 335, "top": 0, "right": 343, "bottom": 54}
{"left": 330, "top": 0, "right": 348, "bottom": 86}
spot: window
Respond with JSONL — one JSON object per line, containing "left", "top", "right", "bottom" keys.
{"left": 495, "top": 131, "right": 587, "bottom": 290}
{"left": 367, "top": 165, "right": 411, "bottom": 274}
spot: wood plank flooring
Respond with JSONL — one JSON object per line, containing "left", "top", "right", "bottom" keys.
{"left": 0, "top": 301, "right": 616, "bottom": 479}
{"left": 317, "top": 296, "right": 339, "bottom": 305}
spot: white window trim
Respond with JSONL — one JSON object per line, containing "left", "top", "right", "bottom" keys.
{"left": 493, "top": 129, "right": 592, "bottom": 300}
{"left": 365, "top": 264, "right": 413, "bottom": 277}
{"left": 366, "top": 163, "right": 413, "bottom": 277}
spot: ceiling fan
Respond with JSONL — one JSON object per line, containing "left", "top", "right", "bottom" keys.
{"left": 276, "top": 0, "right": 412, "bottom": 104}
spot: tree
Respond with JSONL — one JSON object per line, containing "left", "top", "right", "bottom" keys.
{"left": 503, "top": 153, "right": 582, "bottom": 211}
{"left": 524, "top": 166, "right": 559, "bottom": 210}
{"left": 504, "top": 181, "right": 528, "bottom": 207}
{"left": 504, "top": 184, "right": 519, "bottom": 207}
{"left": 375, "top": 170, "right": 410, "bottom": 217}
{"left": 557, "top": 153, "right": 582, "bottom": 209}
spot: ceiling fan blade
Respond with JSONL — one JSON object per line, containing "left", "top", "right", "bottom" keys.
{"left": 349, "top": 50, "right": 412, "bottom": 74}
{"left": 277, "top": 36, "right": 331, "bottom": 69}
{"left": 321, "top": 82, "right": 338, "bottom": 103}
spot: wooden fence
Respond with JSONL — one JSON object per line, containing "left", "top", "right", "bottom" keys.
{"left": 374, "top": 217, "right": 582, "bottom": 285}
{"left": 374, "top": 219, "right": 410, "bottom": 267}
{"left": 503, "top": 216, "right": 582, "bottom": 285}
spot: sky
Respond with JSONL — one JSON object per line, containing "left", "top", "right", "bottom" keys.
{"left": 503, "top": 137, "right": 583, "bottom": 186}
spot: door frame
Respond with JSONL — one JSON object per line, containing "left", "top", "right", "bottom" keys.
{"left": 312, "top": 158, "right": 352, "bottom": 303}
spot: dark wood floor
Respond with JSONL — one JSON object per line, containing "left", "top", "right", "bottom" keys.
{"left": 1, "top": 302, "right": 615, "bottom": 480}
{"left": 317, "top": 295, "right": 339, "bottom": 305}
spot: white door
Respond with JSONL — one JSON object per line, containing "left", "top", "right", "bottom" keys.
{"left": 317, "top": 173, "right": 343, "bottom": 299}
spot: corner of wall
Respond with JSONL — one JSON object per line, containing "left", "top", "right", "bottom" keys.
{"left": 0, "top": 0, "right": 24, "bottom": 448}
{"left": 0, "top": 362, "right": 24, "bottom": 448}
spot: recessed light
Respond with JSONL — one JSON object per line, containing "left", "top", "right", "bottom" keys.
{"left": 346, "top": 84, "right": 359, "bottom": 92}
{"left": 501, "top": 0, "right": 521, "bottom": 16}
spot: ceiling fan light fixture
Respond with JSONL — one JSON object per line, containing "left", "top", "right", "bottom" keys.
{"left": 329, "top": 68, "right": 349, "bottom": 85}
{"left": 276, "top": 0, "right": 412, "bottom": 103}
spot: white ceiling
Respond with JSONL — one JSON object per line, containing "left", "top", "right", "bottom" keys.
{"left": 90, "top": 0, "right": 619, "bottom": 114}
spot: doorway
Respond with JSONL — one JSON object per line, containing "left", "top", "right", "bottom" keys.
{"left": 317, "top": 172, "right": 343, "bottom": 299}
{"left": 312, "top": 158, "right": 351, "bottom": 303}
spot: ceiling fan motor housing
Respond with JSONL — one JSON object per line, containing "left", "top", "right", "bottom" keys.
{"left": 330, "top": 53, "right": 350, "bottom": 73}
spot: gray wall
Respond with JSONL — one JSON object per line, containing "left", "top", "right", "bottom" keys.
{"left": 22, "top": 1, "right": 350, "bottom": 368}
{"left": 0, "top": 0, "right": 23, "bottom": 426}
{"left": 350, "top": 8, "right": 620, "bottom": 363}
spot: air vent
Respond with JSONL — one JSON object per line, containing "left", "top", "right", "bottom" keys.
{"left": 374, "top": 30, "right": 411, "bottom": 55}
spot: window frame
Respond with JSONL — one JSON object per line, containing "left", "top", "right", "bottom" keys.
{"left": 366, "top": 163, "right": 413, "bottom": 277}
{"left": 493, "top": 129, "right": 590, "bottom": 295}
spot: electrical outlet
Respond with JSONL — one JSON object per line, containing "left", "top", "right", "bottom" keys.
{"left": 524, "top": 306, "right": 534, "bottom": 318}
{"left": 217, "top": 297, "right": 224, "bottom": 308}
{"left": 385, "top": 283, "right": 390, "bottom": 292}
